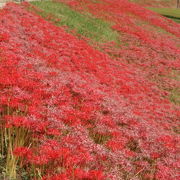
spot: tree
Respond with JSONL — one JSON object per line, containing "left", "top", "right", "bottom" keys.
{"left": 177, "top": 0, "right": 180, "bottom": 8}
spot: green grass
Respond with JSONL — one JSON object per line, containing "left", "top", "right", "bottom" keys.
{"left": 170, "top": 88, "right": 180, "bottom": 105}
{"left": 148, "top": 7, "right": 180, "bottom": 23}
{"left": 169, "top": 70, "right": 180, "bottom": 105}
{"left": 30, "top": 1, "right": 118, "bottom": 43}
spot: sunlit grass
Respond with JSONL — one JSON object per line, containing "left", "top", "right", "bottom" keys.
{"left": 31, "top": 1, "right": 118, "bottom": 43}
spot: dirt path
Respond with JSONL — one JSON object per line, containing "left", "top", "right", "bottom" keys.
{"left": 0, "top": 0, "right": 9, "bottom": 8}
{"left": 0, "top": 0, "right": 42, "bottom": 9}
{"left": 0, "top": 3, "right": 5, "bottom": 8}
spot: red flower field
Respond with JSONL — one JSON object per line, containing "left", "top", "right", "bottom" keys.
{"left": 0, "top": 1, "right": 179, "bottom": 180}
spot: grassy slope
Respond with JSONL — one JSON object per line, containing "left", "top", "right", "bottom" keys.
{"left": 149, "top": 7, "right": 180, "bottom": 23}
{"left": 31, "top": 1, "right": 118, "bottom": 43}
{"left": 148, "top": 7, "right": 180, "bottom": 18}
{"left": 130, "top": 0, "right": 180, "bottom": 23}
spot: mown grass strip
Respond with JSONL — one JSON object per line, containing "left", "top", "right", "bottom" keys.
{"left": 30, "top": 1, "right": 118, "bottom": 43}
{"left": 148, "top": 7, "right": 180, "bottom": 23}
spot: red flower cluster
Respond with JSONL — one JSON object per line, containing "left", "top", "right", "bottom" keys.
{"left": 0, "top": 2, "right": 179, "bottom": 179}
{"left": 59, "top": 0, "right": 180, "bottom": 91}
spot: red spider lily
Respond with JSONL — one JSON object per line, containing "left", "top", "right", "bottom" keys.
{"left": 0, "top": 2, "right": 179, "bottom": 179}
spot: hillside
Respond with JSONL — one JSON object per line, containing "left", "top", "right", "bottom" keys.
{"left": 0, "top": 0, "right": 179, "bottom": 180}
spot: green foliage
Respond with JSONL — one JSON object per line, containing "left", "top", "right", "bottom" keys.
{"left": 31, "top": 1, "right": 118, "bottom": 43}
